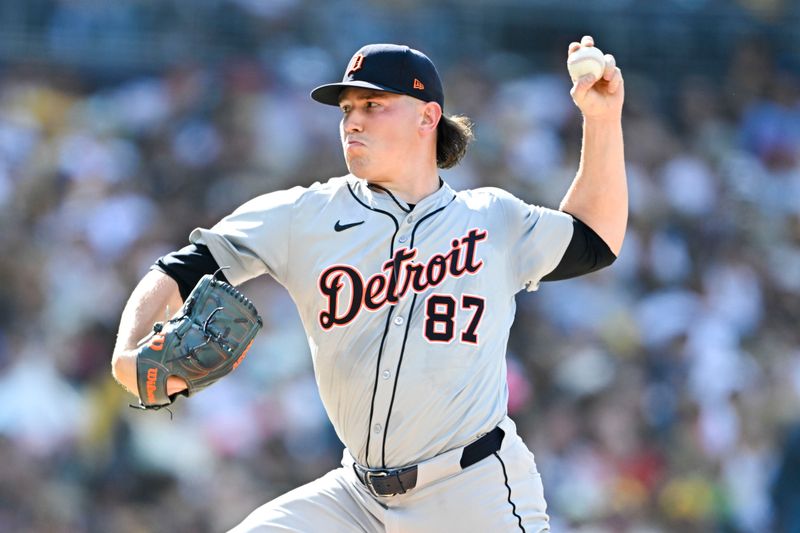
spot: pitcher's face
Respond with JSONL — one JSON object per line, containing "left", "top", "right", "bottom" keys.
{"left": 338, "top": 88, "right": 426, "bottom": 182}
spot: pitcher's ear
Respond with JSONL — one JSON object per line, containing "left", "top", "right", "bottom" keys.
{"left": 420, "top": 101, "right": 442, "bottom": 132}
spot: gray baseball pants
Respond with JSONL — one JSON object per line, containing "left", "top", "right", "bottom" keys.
{"left": 228, "top": 417, "right": 550, "bottom": 532}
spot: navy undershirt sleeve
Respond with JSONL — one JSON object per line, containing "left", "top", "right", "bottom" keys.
{"left": 152, "top": 244, "right": 228, "bottom": 301}
{"left": 541, "top": 216, "right": 617, "bottom": 281}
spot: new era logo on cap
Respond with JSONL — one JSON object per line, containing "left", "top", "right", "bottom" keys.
{"left": 311, "top": 44, "right": 444, "bottom": 108}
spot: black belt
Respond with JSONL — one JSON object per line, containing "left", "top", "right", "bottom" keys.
{"left": 353, "top": 426, "right": 505, "bottom": 497}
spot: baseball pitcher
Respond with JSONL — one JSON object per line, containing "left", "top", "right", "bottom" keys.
{"left": 112, "top": 35, "right": 626, "bottom": 532}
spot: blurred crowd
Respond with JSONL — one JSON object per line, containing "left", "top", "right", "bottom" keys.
{"left": 0, "top": 2, "right": 799, "bottom": 533}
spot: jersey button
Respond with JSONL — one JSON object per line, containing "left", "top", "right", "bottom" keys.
{"left": 406, "top": 215, "right": 414, "bottom": 224}
{"left": 393, "top": 316, "right": 404, "bottom": 326}
{"left": 398, "top": 235, "right": 408, "bottom": 243}
{"left": 373, "top": 423, "right": 382, "bottom": 434}
{"left": 382, "top": 369, "right": 391, "bottom": 380}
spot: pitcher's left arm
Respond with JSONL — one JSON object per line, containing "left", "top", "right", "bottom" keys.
{"left": 559, "top": 35, "right": 627, "bottom": 256}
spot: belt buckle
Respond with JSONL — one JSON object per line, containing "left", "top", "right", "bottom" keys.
{"left": 365, "top": 469, "right": 399, "bottom": 497}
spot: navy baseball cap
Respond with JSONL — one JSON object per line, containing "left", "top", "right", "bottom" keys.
{"left": 311, "top": 44, "right": 444, "bottom": 108}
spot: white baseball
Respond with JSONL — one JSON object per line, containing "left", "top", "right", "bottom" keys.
{"left": 567, "top": 46, "right": 605, "bottom": 82}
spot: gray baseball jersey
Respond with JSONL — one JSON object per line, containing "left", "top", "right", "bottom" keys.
{"left": 190, "top": 175, "right": 572, "bottom": 470}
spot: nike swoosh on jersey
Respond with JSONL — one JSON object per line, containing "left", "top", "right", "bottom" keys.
{"left": 334, "top": 220, "right": 365, "bottom": 232}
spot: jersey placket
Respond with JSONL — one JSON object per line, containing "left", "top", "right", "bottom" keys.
{"left": 366, "top": 211, "right": 417, "bottom": 467}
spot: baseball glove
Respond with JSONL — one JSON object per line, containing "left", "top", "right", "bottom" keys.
{"left": 134, "top": 274, "right": 263, "bottom": 410}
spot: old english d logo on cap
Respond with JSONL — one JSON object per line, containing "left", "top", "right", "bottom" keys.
{"left": 310, "top": 44, "right": 445, "bottom": 109}
{"left": 347, "top": 54, "right": 364, "bottom": 75}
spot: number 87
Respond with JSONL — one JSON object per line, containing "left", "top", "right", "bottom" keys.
{"left": 423, "top": 294, "right": 485, "bottom": 345}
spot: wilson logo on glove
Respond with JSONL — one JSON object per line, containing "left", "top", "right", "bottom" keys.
{"left": 133, "top": 274, "right": 263, "bottom": 411}
{"left": 145, "top": 368, "right": 159, "bottom": 404}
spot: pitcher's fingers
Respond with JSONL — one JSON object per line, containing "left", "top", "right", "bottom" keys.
{"left": 570, "top": 73, "right": 596, "bottom": 101}
{"left": 568, "top": 41, "right": 581, "bottom": 55}
{"left": 607, "top": 68, "right": 623, "bottom": 94}
{"left": 580, "top": 35, "right": 594, "bottom": 47}
{"left": 603, "top": 54, "right": 617, "bottom": 81}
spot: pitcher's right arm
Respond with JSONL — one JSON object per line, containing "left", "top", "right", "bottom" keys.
{"left": 111, "top": 269, "right": 187, "bottom": 397}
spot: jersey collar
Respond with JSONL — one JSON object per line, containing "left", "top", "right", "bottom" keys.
{"left": 348, "top": 175, "right": 455, "bottom": 218}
